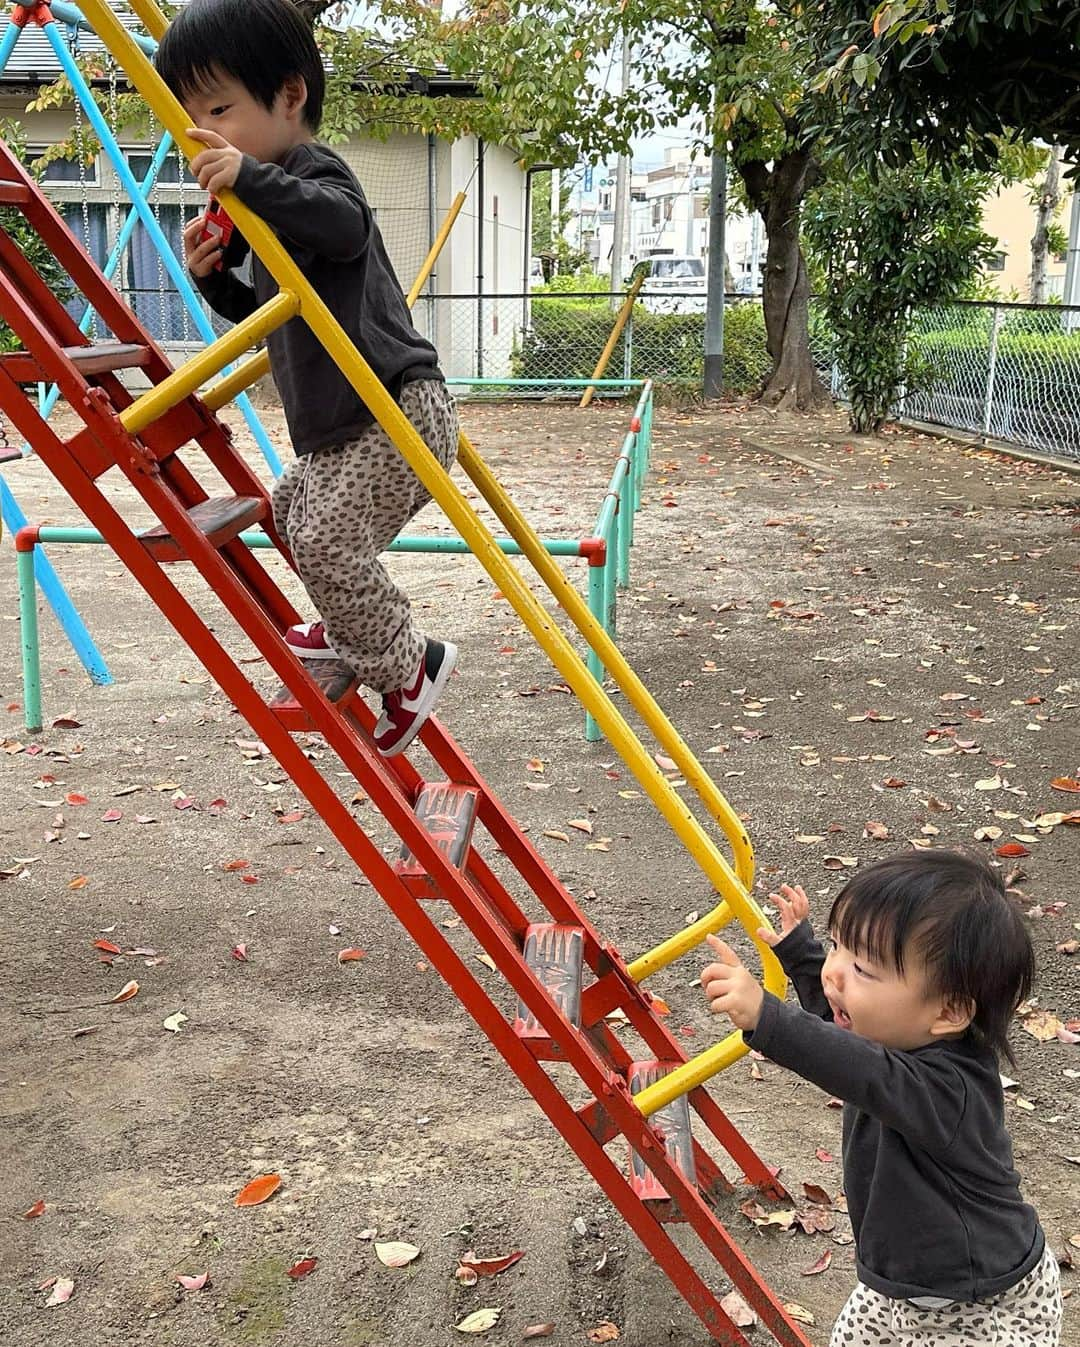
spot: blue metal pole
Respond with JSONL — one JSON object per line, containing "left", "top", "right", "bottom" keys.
{"left": 49, "top": 0, "right": 157, "bottom": 55}
{"left": 41, "top": 22, "right": 283, "bottom": 477}
{"left": 0, "top": 15, "right": 22, "bottom": 72}
{"left": 0, "top": 476, "right": 112, "bottom": 690}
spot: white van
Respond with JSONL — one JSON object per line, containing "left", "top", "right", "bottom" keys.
{"left": 632, "top": 255, "right": 706, "bottom": 313}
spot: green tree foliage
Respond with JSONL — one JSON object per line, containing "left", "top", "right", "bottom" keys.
{"left": 0, "top": 121, "right": 73, "bottom": 355}
{"left": 803, "top": 159, "right": 995, "bottom": 432}
{"left": 814, "top": 1, "right": 1080, "bottom": 169}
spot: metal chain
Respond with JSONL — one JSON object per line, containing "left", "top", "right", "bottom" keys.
{"left": 149, "top": 114, "right": 168, "bottom": 344}
{"left": 72, "top": 86, "right": 97, "bottom": 338}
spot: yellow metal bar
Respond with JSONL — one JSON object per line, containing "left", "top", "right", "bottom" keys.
{"left": 123, "top": 0, "right": 166, "bottom": 41}
{"left": 406, "top": 191, "right": 466, "bottom": 309}
{"left": 84, "top": 0, "right": 780, "bottom": 1096}
{"left": 634, "top": 1030, "right": 750, "bottom": 1117}
{"left": 202, "top": 348, "right": 271, "bottom": 412}
{"left": 579, "top": 272, "right": 644, "bottom": 409}
{"left": 456, "top": 436, "right": 756, "bottom": 898}
{"left": 124, "top": 0, "right": 168, "bottom": 41}
{"left": 120, "top": 291, "right": 299, "bottom": 434}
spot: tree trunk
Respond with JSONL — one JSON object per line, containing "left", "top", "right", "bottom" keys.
{"left": 1030, "top": 146, "right": 1061, "bottom": 304}
{"left": 738, "top": 149, "right": 829, "bottom": 412}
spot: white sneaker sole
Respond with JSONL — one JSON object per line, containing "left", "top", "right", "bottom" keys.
{"left": 286, "top": 636, "right": 341, "bottom": 661}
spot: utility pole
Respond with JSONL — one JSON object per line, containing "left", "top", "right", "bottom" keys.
{"left": 703, "top": 151, "right": 726, "bottom": 399}
{"left": 609, "top": 32, "right": 631, "bottom": 304}
{"left": 1064, "top": 181, "right": 1080, "bottom": 332}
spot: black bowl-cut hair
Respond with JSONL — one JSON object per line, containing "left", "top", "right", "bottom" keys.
{"left": 829, "top": 849, "right": 1035, "bottom": 1064}
{"left": 156, "top": 0, "right": 325, "bottom": 132}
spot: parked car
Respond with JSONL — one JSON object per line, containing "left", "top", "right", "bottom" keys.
{"left": 631, "top": 255, "right": 707, "bottom": 313}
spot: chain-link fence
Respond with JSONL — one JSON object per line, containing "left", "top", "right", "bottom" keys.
{"left": 899, "top": 303, "right": 1080, "bottom": 460}
{"left": 421, "top": 292, "right": 1080, "bottom": 463}
{"left": 412, "top": 291, "right": 771, "bottom": 397}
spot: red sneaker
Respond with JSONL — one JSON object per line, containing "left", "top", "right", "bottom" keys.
{"left": 285, "top": 621, "right": 339, "bottom": 661}
{"left": 373, "top": 639, "right": 458, "bottom": 757}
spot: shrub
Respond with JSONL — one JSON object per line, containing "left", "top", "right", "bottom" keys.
{"left": 512, "top": 299, "right": 769, "bottom": 395}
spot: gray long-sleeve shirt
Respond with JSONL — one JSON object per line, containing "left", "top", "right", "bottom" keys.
{"left": 194, "top": 142, "right": 441, "bottom": 455}
{"left": 746, "top": 921, "right": 1044, "bottom": 1302}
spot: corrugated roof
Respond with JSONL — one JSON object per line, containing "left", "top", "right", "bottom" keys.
{"left": 0, "top": 8, "right": 148, "bottom": 83}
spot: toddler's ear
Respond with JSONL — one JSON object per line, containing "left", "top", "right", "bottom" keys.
{"left": 931, "top": 996, "right": 976, "bottom": 1038}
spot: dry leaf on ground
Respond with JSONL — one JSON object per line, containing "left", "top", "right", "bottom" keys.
{"left": 235, "top": 1173, "right": 281, "bottom": 1207}
{"left": 374, "top": 1240, "right": 420, "bottom": 1268}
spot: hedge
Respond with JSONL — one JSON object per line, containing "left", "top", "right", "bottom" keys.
{"left": 512, "top": 299, "right": 770, "bottom": 394}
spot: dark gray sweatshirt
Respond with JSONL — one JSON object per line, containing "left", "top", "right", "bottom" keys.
{"left": 194, "top": 142, "right": 441, "bottom": 455}
{"left": 746, "top": 921, "right": 1044, "bottom": 1302}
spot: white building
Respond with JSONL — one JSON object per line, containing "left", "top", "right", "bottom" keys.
{"left": 0, "top": 9, "right": 527, "bottom": 377}
{"left": 570, "top": 146, "right": 765, "bottom": 292}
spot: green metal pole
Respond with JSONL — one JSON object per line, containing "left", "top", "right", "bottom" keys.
{"left": 617, "top": 488, "right": 631, "bottom": 590}
{"left": 585, "top": 561, "right": 606, "bottom": 743}
{"left": 17, "top": 545, "right": 43, "bottom": 735}
{"left": 605, "top": 505, "right": 618, "bottom": 641}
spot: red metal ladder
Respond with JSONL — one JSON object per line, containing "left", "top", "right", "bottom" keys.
{"left": 0, "top": 136, "right": 810, "bottom": 1347}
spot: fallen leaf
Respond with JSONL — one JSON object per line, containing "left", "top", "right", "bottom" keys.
{"left": 784, "top": 1302, "right": 816, "bottom": 1326}
{"left": 93, "top": 939, "right": 121, "bottom": 955}
{"left": 223, "top": 859, "right": 250, "bottom": 872}
{"left": 523, "top": 1325, "right": 555, "bottom": 1339}
{"left": 803, "top": 1249, "right": 832, "bottom": 1276}
{"left": 286, "top": 1257, "right": 318, "bottom": 1279}
{"left": 176, "top": 1271, "right": 210, "bottom": 1291}
{"left": 1019, "top": 1009, "right": 1062, "bottom": 1042}
{"left": 374, "top": 1240, "right": 420, "bottom": 1267}
{"left": 974, "top": 826, "right": 1003, "bottom": 841}
{"left": 162, "top": 1011, "right": 188, "bottom": 1034}
{"left": 231, "top": 943, "right": 249, "bottom": 962}
{"left": 823, "top": 855, "right": 858, "bottom": 870}
{"left": 719, "top": 1291, "right": 756, "bottom": 1328}
{"left": 45, "top": 1277, "right": 74, "bottom": 1307}
{"left": 1050, "top": 777, "right": 1080, "bottom": 793}
{"left": 68, "top": 875, "right": 89, "bottom": 890}
{"left": 23, "top": 1199, "right": 45, "bottom": 1219}
{"left": 100, "top": 809, "right": 123, "bottom": 823}
{"left": 108, "top": 979, "right": 139, "bottom": 1004}
{"left": 995, "top": 842, "right": 1031, "bottom": 858}
{"left": 567, "top": 818, "right": 594, "bottom": 835}
{"left": 542, "top": 829, "right": 570, "bottom": 843}
{"left": 815, "top": 1147, "right": 834, "bottom": 1163}
{"left": 862, "top": 821, "right": 889, "bottom": 840}
{"left": 459, "top": 1249, "right": 525, "bottom": 1278}
{"left": 338, "top": 948, "right": 367, "bottom": 963}
{"left": 457, "top": 1308, "right": 501, "bottom": 1334}
{"left": 235, "top": 1173, "right": 281, "bottom": 1207}
{"left": 586, "top": 1323, "right": 620, "bottom": 1343}
{"left": 277, "top": 810, "right": 305, "bottom": 824}
{"left": 476, "top": 953, "right": 498, "bottom": 972}
{"left": 64, "top": 793, "right": 88, "bottom": 806}
{"left": 802, "top": 1182, "right": 832, "bottom": 1206}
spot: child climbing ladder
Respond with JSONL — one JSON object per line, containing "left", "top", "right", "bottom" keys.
{"left": 0, "top": 1, "right": 808, "bottom": 1341}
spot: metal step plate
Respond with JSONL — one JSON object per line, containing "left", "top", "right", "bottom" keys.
{"left": 139, "top": 494, "right": 265, "bottom": 562}
{"left": 627, "top": 1060, "right": 697, "bottom": 1203}
{"left": 393, "top": 781, "right": 480, "bottom": 899}
{"left": 514, "top": 922, "right": 585, "bottom": 1039}
{"left": 268, "top": 657, "right": 358, "bottom": 731}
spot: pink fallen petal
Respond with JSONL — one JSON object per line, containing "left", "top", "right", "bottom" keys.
{"left": 176, "top": 1272, "right": 210, "bottom": 1291}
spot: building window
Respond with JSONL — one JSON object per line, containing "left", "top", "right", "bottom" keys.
{"left": 986, "top": 252, "right": 1006, "bottom": 272}
{"left": 651, "top": 200, "right": 662, "bottom": 227}
{"left": 126, "top": 151, "right": 198, "bottom": 186}
{"left": 31, "top": 151, "right": 98, "bottom": 184}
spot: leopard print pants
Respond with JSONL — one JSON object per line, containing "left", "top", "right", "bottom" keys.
{"left": 271, "top": 378, "right": 458, "bottom": 693}
{"left": 829, "top": 1245, "right": 1062, "bottom": 1346}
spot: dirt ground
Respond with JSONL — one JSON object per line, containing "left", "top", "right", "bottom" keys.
{"left": 0, "top": 396, "right": 1077, "bottom": 1347}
